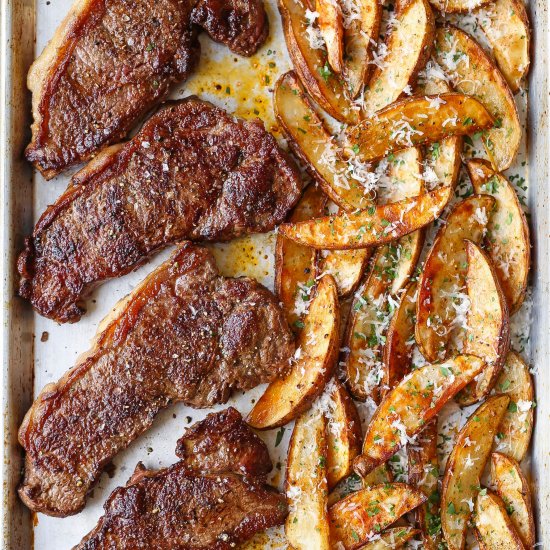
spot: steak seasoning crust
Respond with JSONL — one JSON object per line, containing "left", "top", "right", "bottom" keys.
{"left": 25, "top": 0, "right": 268, "bottom": 178}
{"left": 18, "top": 243, "right": 294, "bottom": 517}
{"left": 18, "top": 98, "right": 302, "bottom": 323}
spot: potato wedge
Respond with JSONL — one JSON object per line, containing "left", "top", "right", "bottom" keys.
{"left": 478, "top": 0, "right": 531, "bottom": 94}
{"left": 274, "top": 71, "right": 370, "bottom": 211}
{"left": 354, "top": 355, "right": 485, "bottom": 477}
{"left": 493, "top": 351, "right": 534, "bottom": 462}
{"left": 457, "top": 241, "right": 510, "bottom": 405}
{"left": 361, "top": 0, "right": 435, "bottom": 115}
{"left": 327, "top": 466, "right": 393, "bottom": 507}
{"left": 441, "top": 394, "right": 510, "bottom": 550}
{"left": 318, "top": 248, "right": 371, "bottom": 298}
{"left": 408, "top": 419, "right": 442, "bottom": 550}
{"left": 428, "top": 0, "right": 492, "bottom": 13}
{"left": 278, "top": 185, "right": 451, "bottom": 250}
{"left": 285, "top": 408, "right": 331, "bottom": 549}
{"left": 342, "top": 0, "right": 381, "bottom": 98}
{"left": 248, "top": 275, "right": 340, "bottom": 429}
{"left": 416, "top": 195, "right": 495, "bottom": 362}
{"left": 317, "top": 0, "right": 344, "bottom": 73}
{"left": 279, "top": 0, "right": 356, "bottom": 122}
{"left": 322, "top": 381, "right": 363, "bottom": 489}
{"left": 474, "top": 491, "right": 526, "bottom": 550}
{"left": 383, "top": 282, "right": 417, "bottom": 392}
{"left": 466, "top": 158, "right": 530, "bottom": 314}
{"left": 275, "top": 183, "right": 327, "bottom": 332}
{"left": 358, "top": 526, "right": 420, "bottom": 549}
{"left": 329, "top": 483, "right": 427, "bottom": 549}
{"left": 434, "top": 26, "right": 521, "bottom": 172}
{"left": 345, "top": 93, "right": 493, "bottom": 163}
{"left": 490, "top": 452, "right": 535, "bottom": 548}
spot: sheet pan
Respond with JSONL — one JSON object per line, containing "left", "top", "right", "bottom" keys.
{"left": 1, "top": 0, "right": 548, "bottom": 547}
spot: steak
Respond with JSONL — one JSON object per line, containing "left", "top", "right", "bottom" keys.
{"left": 25, "top": 0, "right": 268, "bottom": 178}
{"left": 175, "top": 407, "right": 272, "bottom": 479}
{"left": 18, "top": 98, "right": 302, "bottom": 323}
{"left": 18, "top": 243, "right": 294, "bottom": 517}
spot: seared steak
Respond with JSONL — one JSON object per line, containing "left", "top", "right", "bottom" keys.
{"left": 176, "top": 407, "right": 272, "bottom": 479}
{"left": 18, "top": 243, "right": 294, "bottom": 517}
{"left": 18, "top": 98, "right": 301, "bottom": 323}
{"left": 25, "top": 0, "right": 268, "bottom": 178}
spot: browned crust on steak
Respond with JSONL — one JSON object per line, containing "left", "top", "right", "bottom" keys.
{"left": 175, "top": 407, "right": 272, "bottom": 478}
{"left": 18, "top": 243, "right": 294, "bottom": 517}
{"left": 25, "top": 0, "right": 268, "bottom": 178}
{"left": 18, "top": 97, "right": 302, "bottom": 323}
{"left": 73, "top": 464, "right": 287, "bottom": 550}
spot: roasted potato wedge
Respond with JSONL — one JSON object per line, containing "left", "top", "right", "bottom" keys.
{"left": 474, "top": 490, "right": 526, "bottom": 550}
{"left": 434, "top": 26, "right": 521, "bottom": 172}
{"left": 345, "top": 93, "right": 493, "bottom": 163}
{"left": 274, "top": 72, "right": 369, "bottom": 211}
{"left": 342, "top": 0, "right": 381, "bottom": 98}
{"left": 490, "top": 452, "right": 535, "bottom": 548}
{"left": 428, "top": 0, "right": 492, "bottom": 13}
{"left": 416, "top": 195, "right": 495, "bottom": 362}
{"left": 354, "top": 355, "right": 485, "bottom": 477}
{"left": 279, "top": 0, "right": 356, "bottom": 122}
{"left": 441, "top": 394, "right": 510, "bottom": 550}
{"left": 478, "top": 0, "right": 531, "bottom": 94}
{"left": 362, "top": 0, "right": 435, "bottom": 115}
{"left": 457, "top": 241, "right": 510, "bottom": 405}
{"left": 285, "top": 408, "right": 331, "bottom": 549}
{"left": 322, "top": 381, "right": 363, "bottom": 489}
{"left": 358, "top": 526, "right": 421, "bottom": 549}
{"left": 493, "top": 351, "right": 534, "bottom": 462}
{"left": 466, "top": 158, "right": 530, "bottom": 314}
{"left": 318, "top": 248, "right": 371, "bottom": 298}
{"left": 248, "top": 275, "right": 340, "bottom": 429}
{"left": 316, "top": 0, "right": 344, "bottom": 73}
{"left": 327, "top": 465, "right": 393, "bottom": 507}
{"left": 278, "top": 186, "right": 451, "bottom": 250}
{"left": 408, "top": 419, "right": 442, "bottom": 550}
{"left": 383, "top": 282, "right": 417, "bottom": 392}
{"left": 329, "top": 483, "right": 427, "bottom": 549}
{"left": 275, "top": 183, "right": 327, "bottom": 332}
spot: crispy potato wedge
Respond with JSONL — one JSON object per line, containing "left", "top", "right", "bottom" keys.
{"left": 317, "top": 0, "right": 344, "bottom": 73}
{"left": 323, "top": 381, "right": 363, "bottom": 489}
{"left": 275, "top": 183, "right": 327, "bottom": 332}
{"left": 383, "top": 282, "right": 417, "bottom": 392}
{"left": 327, "top": 465, "right": 393, "bottom": 507}
{"left": 354, "top": 355, "right": 485, "bottom": 477}
{"left": 441, "top": 394, "right": 510, "bottom": 550}
{"left": 248, "top": 275, "right": 340, "bottom": 429}
{"left": 466, "top": 158, "right": 530, "bottom": 314}
{"left": 490, "top": 452, "right": 535, "bottom": 548}
{"left": 475, "top": 491, "right": 526, "bottom": 550}
{"left": 428, "top": 0, "right": 492, "bottom": 13}
{"left": 345, "top": 93, "right": 493, "bottom": 163}
{"left": 279, "top": 0, "right": 356, "bottom": 123}
{"left": 278, "top": 185, "right": 451, "bottom": 250}
{"left": 457, "top": 241, "right": 510, "bottom": 405}
{"left": 434, "top": 26, "right": 521, "bottom": 172}
{"left": 329, "top": 483, "right": 427, "bottom": 549}
{"left": 318, "top": 248, "right": 371, "bottom": 298}
{"left": 362, "top": 0, "right": 435, "bottom": 115}
{"left": 478, "top": 0, "right": 531, "bottom": 94}
{"left": 416, "top": 195, "right": 495, "bottom": 362}
{"left": 342, "top": 0, "right": 381, "bottom": 98}
{"left": 493, "top": 351, "right": 534, "bottom": 462}
{"left": 274, "top": 72, "right": 369, "bottom": 211}
{"left": 408, "top": 419, "right": 442, "bottom": 550}
{"left": 358, "top": 526, "right": 421, "bottom": 549}
{"left": 285, "top": 408, "right": 331, "bottom": 549}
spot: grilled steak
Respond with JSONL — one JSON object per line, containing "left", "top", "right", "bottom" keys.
{"left": 25, "top": 0, "right": 268, "bottom": 178}
{"left": 18, "top": 243, "right": 294, "bottom": 517}
{"left": 18, "top": 98, "right": 301, "bottom": 323}
{"left": 175, "top": 407, "right": 272, "bottom": 479}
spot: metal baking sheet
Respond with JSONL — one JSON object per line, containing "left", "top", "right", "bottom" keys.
{"left": 1, "top": 0, "right": 548, "bottom": 548}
